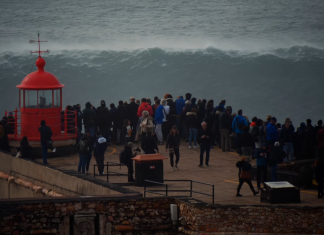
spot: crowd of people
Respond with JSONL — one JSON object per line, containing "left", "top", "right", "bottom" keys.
{"left": 0, "top": 92, "right": 324, "bottom": 197}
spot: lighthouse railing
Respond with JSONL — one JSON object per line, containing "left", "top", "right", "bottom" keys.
{"left": 4, "top": 109, "right": 78, "bottom": 141}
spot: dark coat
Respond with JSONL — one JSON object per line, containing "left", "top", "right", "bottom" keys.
{"left": 126, "top": 102, "right": 139, "bottom": 123}
{"left": 165, "top": 134, "right": 180, "bottom": 149}
{"left": 269, "top": 147, "right": 286, "bottom": 167}
{"left": 73, "top": 105, "right": 83, "bottom": 130}
{"left": 38, "top": 125, "right": 53, "bottom": 143}
{"left": 186, "top": 112, "right": 199, "bottom": 129}
{"left": 198, "top": 128, "right": 212, "bottom": 145}
{"left": 20, "top": 137, "right": 33, "bottom": 159}
{"left": 166, "top": 98, "right": 176, "bottom": 116}
{"left": 96, "top": 106, "right": 112, "bottom": 130}
{"left": 115, "top": 105, "right": 127, "bottom": 128}
{"left": 219, "top": 112, "right": 231, "bottom": 130}
{"left": 236, "top": 161, "right": 251, "bottom": 178}
{"left": 94, "top": 136, "right": 107, "bottom": 157}
{"left": 181, "top": 106, "right": 192, "bottom": 121}
{"left": 82, "top": 104, "right": 97, "bottom": 128}
{"left": 124, "top": 146, "right": 136, "bottom": 165}
{"left": 239, "top": 133, "right": 255, "bottom": 148}
{"left": 280, "top": 126, "right": 293, "bottom": 144}
{"left": 142, "top": 136, "right": 159, "bottom": 154}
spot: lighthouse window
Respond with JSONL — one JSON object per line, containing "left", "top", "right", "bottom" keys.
{"left": 54, "top": 89, "right": 61, "bottom": 108}
{"left": 25, "top": 90, "right": 37, "bottom": 108}
{"left": 38, "top": 90, "right": 53, "bottom": 109}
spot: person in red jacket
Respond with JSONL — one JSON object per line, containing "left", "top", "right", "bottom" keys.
{"left": 137, "top": 98, "right": 153, "bottom": 118}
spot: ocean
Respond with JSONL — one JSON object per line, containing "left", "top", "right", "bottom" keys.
{"left": 1, "top": 0, "right": 324, "bottom": 125}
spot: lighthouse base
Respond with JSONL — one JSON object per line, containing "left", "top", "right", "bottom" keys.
{"left": 9, "top": 139, "right": 77, "bottom": 159}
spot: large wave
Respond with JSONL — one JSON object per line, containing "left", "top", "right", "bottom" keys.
{"left": 0, "top": 45, "right": 323, "bottom": 124}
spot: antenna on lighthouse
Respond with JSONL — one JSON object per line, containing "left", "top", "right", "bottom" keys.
{"left": 30, "top": 32, "right": 50, "bottom": 57}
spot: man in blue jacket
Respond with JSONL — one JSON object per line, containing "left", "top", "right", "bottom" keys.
{"left": 94, "top": 131, "right": 107, "bottom": 175}
{"left": 175, "top": 96, "right": 186, "bottom": 136}
{"left": 154, "top": 99, "right": 164, "bottom": 144}
{"left": 232, "top": 109, "right": 248, "bottom": 155}
{"left": 266, "top": 117, "right": 279, "bottom": 146}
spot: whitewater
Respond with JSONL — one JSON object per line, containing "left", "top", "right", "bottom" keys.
{"left": 1, "top": 0, "right": 324, "bottom": 124}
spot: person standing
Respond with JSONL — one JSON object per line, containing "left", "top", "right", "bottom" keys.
{"left": 304, "top": 119, "right": 315, "bottom": 159}
{"left": 76, "top": 134, "right": 90, "bottom": 174}
{"left": 124, "top": 142, "right": 136, "bottom": 182}
{"left": 165, "top": 126, "right": 181, "bottom": 171}
{"left": 266, "top": 117, "right": 279, "bottom": 146}
{"left": 314, "top": 156, "right": 324, "bottom": 198}
{"left": 232, "top": 109, "right": 248, "bottom": 155}
{"left": 94, "top": 131, "right": 107, "bottom": 175}
{"left": 115, "top": 101, "right": 127, "bottom": 145}
{"left": 269, "top": 142, "right": 286, "bottom": 181}
{"left": 219, "top": 107, "right": 232, "bottom": 152}
{"left": 239, "top": 126, "right": 255, "bottom": 162}
{"left": 162, "top": 100, "right": 170, "bottom": 140}
{"left": 137, "top": 98, "right": 153, "bottom": 118}
{"left": 19, "top": 136, "right": 33, "bottom": 160}
{"left": 181, "top": 100, "right": 192, "bottom": 141}
{"left": 126, "top": 97, "right": 139, "bottom": 141}
{"left": 187, "top": 108, "right": 199, "bottom": 148}
{"left": 96, "top": 100, "right": 112, "bottom": 145}
{"left": 198, "top": 122, "right": 212, "bottom": 167}
{"left": 236, "top": 156, "right": 259, "bottom": 197}
{"left": 122, "top": 119, "right": 132, "bottom": 145}
{"left": 0, "top": 118, "right": 10, "bottom": 152}
{"left": 318, "top": 128, "right": 324, "bottom": 157}
{"left": 82, "top": 102, "right": 97, "bottom": 138}
{"left": 154, "top": 99, "right": 164, "bottom": 144}
{"left": 38, "top": 120, "right": 53, "bottom": 164}
{"left": 142, "top": 131, "right": 159, "bottom": 154}
{"left": 255, "top": 144, "right": 268, "bottom": 190}
{"left": 74, "top": 104, "right": 83, "bottom": 141}
{"left": 280, "top": 122, "right": 294, "bottom": 162}
{"left": 175, "top": 96, "right": 186, "bottom": 136}
{"left": 84, "top": 130, "right": 95, "bottom": 174}
{"left": 109, "top": 103, "right": 118, "bottom": 143}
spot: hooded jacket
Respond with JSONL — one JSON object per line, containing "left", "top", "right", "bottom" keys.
{"left": 38, "top": 122, "right": 53, "bottom": 143}
{"left": 154, "top": 105, "right": 164, "bottom": 125}
{"left": 186, "top": 112, "right": 199, "bottom": 129}
{"left": 96, "top": 101, "right": 112, "bottom": 130}
{"left": 137, "top": 102, "right": 153, "bottom": 118}
{"left": 82, "top": 102, "right": 97, "bottom": 128}
{"left": 94, "top": 136, "right": 107, "bottom": 157}
{"left": 232, "top": 115, "right": 248, "bottom": 134}
{"left": 175, "top": 97, "right": 185, "bottom": 115}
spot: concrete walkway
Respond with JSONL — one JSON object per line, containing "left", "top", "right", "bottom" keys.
{"left": 37, "top": 143, "right": 321, "bottom": 207}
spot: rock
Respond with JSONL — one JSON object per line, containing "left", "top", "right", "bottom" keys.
{"left": 74, "top": 203, "right": 82, "bottom": 211}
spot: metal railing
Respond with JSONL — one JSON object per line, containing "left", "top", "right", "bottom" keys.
{"left": 144, "top": 180, "right": 215, "bottom": 204}
{"left": 93, "top": 161, "right": 128, "bottom": 182}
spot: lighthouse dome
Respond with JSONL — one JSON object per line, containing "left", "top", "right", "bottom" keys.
{"left": 17, "top": 57, "right": 64, "bottom": 90}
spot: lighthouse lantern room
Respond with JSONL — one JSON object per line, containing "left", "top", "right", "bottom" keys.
{"left": 6, "top": 33, "right": 77, "bottom": 152}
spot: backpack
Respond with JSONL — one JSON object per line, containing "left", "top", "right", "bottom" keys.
{"left": 250, "top": 126, "right": 260, "bottom": 142}
{"left": 163, "top": 109, "right": 171, "bottom": 121}
{"left": 119, "top": 150, "right": 126, "bottom": 165}
{"left": 79, "top": 140, "right": 89, "bottom": 154}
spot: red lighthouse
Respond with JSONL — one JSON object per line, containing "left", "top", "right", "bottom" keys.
{"left": 6, "top": 33, "right": 77, "bottom": 154}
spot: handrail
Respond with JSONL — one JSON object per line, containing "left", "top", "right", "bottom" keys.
{"left": 93, "top": 162, "right": 127, "bottom": 182}
{"left": 144, "top": 179, "right": 214, "bottom": 204}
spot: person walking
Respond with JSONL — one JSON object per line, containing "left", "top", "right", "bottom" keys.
{"left": 96, "top": 100, "right": 112, "bottom": 145}
{"left": 239, "top": 126, "right": 255, "bottom": 162}
{"left": 232, "top": 109, "right": 248, "bottom": 155}
{"left": 76, "top": 134, "right": 90, "bottom": 174}
{"left": 38, "top": 120, "right": 53, "bottom": 164}
{"left": 82, "top": 102, "right": 97, "bottom": 137}
{"left": 255, "top": 144, "right": 268, "bottom": 190}
{"left": 187, "top": 108, "right": 199, "bottom": 148}
{"left": 126, "top": 97, "right": 139, "bottom": 141}
{"left": 154, "top": 99, "right": 164, "bottom": 144}
{"left": 198, "top": 122, "right": 212, "bottom": 167}
{"left": 236, "top": 156, "right": 259, "bottom": 197}
{"left": 165, "top": 126, "right": 181, "bottom": 171}
{"left": 219, "top": 107, "right": 232, "bottom": 152}
{"left": 94, "top": 131, "right": 107, "bottom": 175}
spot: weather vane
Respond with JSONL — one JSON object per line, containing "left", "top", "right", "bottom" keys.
{"left": 29, "top": 32, "right": 50, "bottom": 57}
